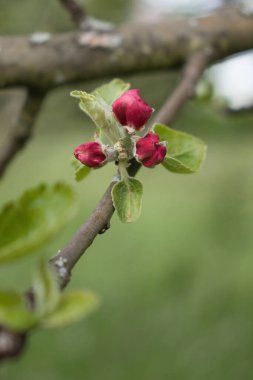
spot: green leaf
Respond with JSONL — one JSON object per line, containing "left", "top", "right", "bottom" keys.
{"left": 41, "top": 291, "right": 99, "bottom": 329}
{"left": 70, "top": 80, "right": 129, "bottom": 142}
{"left": 71, "top": 159, "right": 92, "bottom": 182}
{"left": 154, "top": 123, "right": 207, "bottom": 174}
{"left": 0, "top": 183, "right": 76, "bottom": 263}
{"left": 92, "top": 79, "right": 130, "bottom": 105}
{"left": 75, "top": 165, "right": 91, "bottom": 182}
{"left": 70, "top": 90, "right": 120, "bottom": 140}
{"left": 0, "top": 290, "right": 37, "bottom": 331}
{"left": 33, "top": 261, "right": 60, "bottom": 316}
{"left": 71, "top": 91, "right": 108, "bottom": 130}
{"left": 112, "top": 178, "right": 143, "bottom": 223}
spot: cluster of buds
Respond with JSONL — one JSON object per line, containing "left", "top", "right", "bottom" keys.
{"left": 73, "top": 89, "right": 167, "bottom": 169}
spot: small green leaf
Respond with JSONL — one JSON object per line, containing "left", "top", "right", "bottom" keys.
{"left": 75, "top": 165, "right": 91, "bottom": 182}
{"left": 70, "top": 90, "right": 120, "bottom": 137}
{"left": 71, "top": 159, "right": 92, "bottom": 182}
{"left": 71, "top": 91, "right": 108, "bottom": 129}
{"left": 41, "top": 291, "right": 99, "bottom": 329}
{"left": 33, "top": 261, "right": 60, "bottom": 316}
{"left": 70, "top": 157, "right": 81, "bottom": 171}
{"left": 154, "top": 123, "right": 207, "bottom": 174}
{"left": 0, "top": 183, "right": 76, "bottom": 263}
{"left": 92, "top": 79, "right": 130, "bottom": 105}
{"left": 0, "top": 290, "right": 37, "bottom": 331}
{"left": 112, "top": 178, "right": 143, "bottom": 223}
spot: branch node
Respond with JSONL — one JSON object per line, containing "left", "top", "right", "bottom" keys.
{"left": 0, "top": 327, "right": 27, "bottom": 361}
{"left": 98, "top": 222, "right": 111, "bottom": 235}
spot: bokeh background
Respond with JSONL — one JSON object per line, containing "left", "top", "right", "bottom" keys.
{"left": 0, "top": 0, "right": 253, "bottom": 379}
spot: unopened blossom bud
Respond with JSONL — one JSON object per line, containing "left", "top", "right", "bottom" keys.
{"left": 135, "top": 132, "right": 167, "bottom": 168}
{"left": 112, "top": 89, "right": 153, "bottom": 131}
{"left": 74, "top": 142, "right": 107, "bottom": 168}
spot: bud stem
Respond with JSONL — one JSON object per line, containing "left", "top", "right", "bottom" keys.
{"left": 118, "top": 161, "right": 129, "bottom": 184}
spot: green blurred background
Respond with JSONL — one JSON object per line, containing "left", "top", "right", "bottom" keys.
{"left": 0, "top": 1, "right": 253, "bottom": 379}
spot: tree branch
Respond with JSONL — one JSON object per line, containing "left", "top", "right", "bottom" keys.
{"left": 0, "top": 7, "right": 252, "bottom": 91}
{"left": 51, "top": 182, "right": 116, "bottom": 288}
{"left": 154, "top": 52, "right": 208, "bottom": 125}
{"left": 0, "top": 88, "right": 44, "bottom": 177}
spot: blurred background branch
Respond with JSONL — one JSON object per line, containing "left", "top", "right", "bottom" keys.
{"left": 59, "top": 0, "right": 87, "bottom": 29}
{"left": 154, "top": 52, "right": 209, "bottom": 125}
{"left": 2, "top": 6, "right": 248, "bottom": 177}
{"left": 58, "top": 0, "right": 113, "bottom": 31}
{"left": 0, "top": 7, "right": 252, "bottom": 90}
{"left": 0, "top": 89, "right": 44, "bottom": 177}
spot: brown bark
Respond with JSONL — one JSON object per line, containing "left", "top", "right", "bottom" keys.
{"left": 0, "top": 7, "right": 252, "bottom": 91}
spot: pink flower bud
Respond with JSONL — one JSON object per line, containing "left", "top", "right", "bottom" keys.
{"left": 112, "top": 89, "right": 153, "bottom": 131}
{"left": 135, "top": 132, "right": 167, "bottom": 168}
{"left": 73, "top": 142, "right": 107, "bottom": 168}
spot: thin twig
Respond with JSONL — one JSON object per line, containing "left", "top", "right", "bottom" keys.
{"left": 154, "top": 51, "right": 209, "bottom": 125}
{"left": 58, "top": 0, "right": 113, "bottom": 31}
{"left": 59, "top": 0, "right": 87, "bottom": 29}
{"left": 51, "top": 182, "right": 116, "bottom": 288}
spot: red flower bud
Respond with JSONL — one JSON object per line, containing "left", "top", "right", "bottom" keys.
{"left": 74, "top": 142, "right": 107, "bottom": 168}
{"left": 135, "top": 132, "right": 167, "bottom": 168}
{"left": 112, "top": 89, "right": 153, "bottom": 131}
